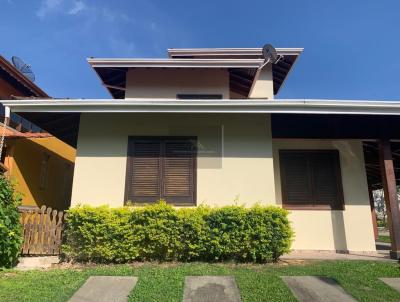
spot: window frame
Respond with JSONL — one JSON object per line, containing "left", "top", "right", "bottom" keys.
{"left": 279, "top": 149, "right": 345, "bottom": 210}
{"left": 176, "top": 94, "right": 223, "bottom": 100}
{"left": 124, "top": 136, "right": 197, "bottom": 206}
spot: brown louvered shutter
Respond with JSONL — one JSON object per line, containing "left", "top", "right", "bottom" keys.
{"left": 126, "top": 138, "right": 161, "bottom": 202}
{"left": 280, "top": 152, "right": 313, "bottom": 206}
{"left": 125, "top": 137, "right": 196, "bottom": 205}
{"left": 162, "top": 139, "right": 196, "bottom": 204}
{"left": 310, "top": 151, "right": 344, "bottom": 210}
{"left": 280, "top": 150, "right": 344, "bottom": 210}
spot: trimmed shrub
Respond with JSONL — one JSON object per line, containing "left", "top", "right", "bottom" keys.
{"left": 0, "top": 176, "right": 22, "bottom": 268}
{"left": 63, "top": 202, "right": 293, "bottom": 263}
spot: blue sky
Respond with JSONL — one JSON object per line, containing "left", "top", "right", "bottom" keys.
{"left": 1, "top": 0, "right": 399, "bottom": 100}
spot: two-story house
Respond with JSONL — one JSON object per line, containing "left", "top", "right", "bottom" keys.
{"left": 3, "top": 46, "right": 400, "bottom": 259}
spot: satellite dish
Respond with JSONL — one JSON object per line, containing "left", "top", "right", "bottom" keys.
{"left": 11, "top": 56, "right": 35, "bottom": 82}
{"left": 262, "top": 44, "right": 278, "bottom": 64}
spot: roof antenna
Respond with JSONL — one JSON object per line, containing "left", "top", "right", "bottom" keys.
{"left": 260, "top": 44, "right": 283, "bottom": 68}
{"left": 11, "top": 56, "right": 36, "bottom": 82}
{"left": 248, "top": 44, "right": 283, "bottom": 98}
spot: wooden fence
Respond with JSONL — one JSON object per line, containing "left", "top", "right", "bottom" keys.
{"left": 19, "top": 206, "right": 67, "bottom": 255}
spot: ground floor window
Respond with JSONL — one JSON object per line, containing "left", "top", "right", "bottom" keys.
{"left": 125, "top": 136, "right": 197, "bottom": 205}
{"left": 279, "top": 150, "right": 344, "bottom": 210}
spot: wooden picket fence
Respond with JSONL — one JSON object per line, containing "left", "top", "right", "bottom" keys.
{"left": 19, "top": 206, "right": 67, "bottom": 255}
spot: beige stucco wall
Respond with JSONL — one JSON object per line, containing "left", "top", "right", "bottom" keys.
{"left": 72, "top": 115, "right": 376, "bottom": 252}
{"left": 273, "top": 139, "right": 376, "bottom": 252}
{"left": 248, "top": 65, "right": 274, "bottom": 99}
{"left": 71, "top": 113, "right": 276, "bottom": 207}
{"left": 125, "top": 69, "right": 230, "bottom": 99}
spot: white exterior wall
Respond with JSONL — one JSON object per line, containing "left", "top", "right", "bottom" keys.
{"left": 71, "top": 113, "right": 376, "bottom": 252}
{"left": 248, "top": 64, "right": 274, "bottom": 99}
{"left": 71, "top": 113, "right": 276, "bottom": 207}
{"left": 125, "top": 69, "right": 230, "bottom": 99}
{"left": 273, "top": 139, "right": 376, "bottom": 252}
{"left": 124, "top": 67, "right": 274, "bottom": 100}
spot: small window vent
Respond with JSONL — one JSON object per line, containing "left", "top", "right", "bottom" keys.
{"left": 176, "top": 94, "right": 222, "bottom": 100}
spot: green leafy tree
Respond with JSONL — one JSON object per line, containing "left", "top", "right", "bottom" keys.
{"left": 0, "top": 176, "right": 22, "bottom": 268}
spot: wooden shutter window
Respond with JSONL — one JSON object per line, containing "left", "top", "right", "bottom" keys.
{"left": 125, "top": 137, "right": 196, "bottom": 205}
{"left": 126, "top": 139, "right": 161, "bottom": 202}
{"left": 280, "top": 152, "right": 313, "bottom": 205}
{"left": 311, "top": 153, "right": 342, "bottom": 208}
{"left": 162, "top": 140, "right": 196, "bottom": 203}
{"left": 279, "top": 150, "right": 344, "bottom": 210}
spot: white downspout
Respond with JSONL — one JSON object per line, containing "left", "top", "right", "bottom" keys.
{"left": 0, "top": 106, "right": 11, "bottom": 161}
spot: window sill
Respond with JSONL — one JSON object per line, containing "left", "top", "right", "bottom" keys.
{"left": 283, "top": 205, "right": 345, "bottom": 211}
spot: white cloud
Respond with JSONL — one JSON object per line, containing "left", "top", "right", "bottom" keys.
{"left": 33, "top": 0, "right": 189, "bottom": 58}
{"left": 36, "top": 0, "right": 63, "bottom": 18}
{"left": 99, "top": 7, "right": 131, "bottom": 23}
{"left": 36, "top": 0, "right": 86, "bottom": 18}
{"left": 68, "top": 0, "right": 86, "bottom": 15}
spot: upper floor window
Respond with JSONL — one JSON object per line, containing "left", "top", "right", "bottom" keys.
{"left": 176, "top": 94, "right": 223, "bottom": 100}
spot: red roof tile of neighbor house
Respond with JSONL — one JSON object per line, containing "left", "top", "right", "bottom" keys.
{"left": 0, "top": 125, "right": 51, "bottom": 139}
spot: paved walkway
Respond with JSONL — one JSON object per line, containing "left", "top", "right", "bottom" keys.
{"left": 68, "top": 276, "right": 138, "bottom": 302}
{"left": 282, "top": 276, "right": 357, "bottom": 302}
{"left": 380, "top": 278, "right": 400, "bottom": 293}
{"left": 281, "top": 250, "right": 394, "bottom": 261}
{"left": 68, "top": 273, "right": 400, "bottom": 302}
{"left": 183, "top": 276, "right": 241, "bottom": 302}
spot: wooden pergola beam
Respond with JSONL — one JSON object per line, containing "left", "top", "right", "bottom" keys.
{"left": 368, "top": 187, "right": 379, "bottom": 240}
{"left": 379, "top": 139, "right": 400, "bottom": 259}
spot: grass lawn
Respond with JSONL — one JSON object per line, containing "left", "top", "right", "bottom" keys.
{"left": 0, "top": 261, "right": 399, "bottom": 302}
{"left": 378, "top": 235, "right": 391, "bottom": 243}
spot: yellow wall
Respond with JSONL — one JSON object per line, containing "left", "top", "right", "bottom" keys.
{"left": 125, "top": 69, "right": 230, "bottom": 99}
{"left": 71, "top": 113, "right": 276, "bottom": 207}
{"left": 273, "top": 139, "right": 376, "bottom": 252}
{"left": 7, "top": 136, "right": 76, "bottom": 210}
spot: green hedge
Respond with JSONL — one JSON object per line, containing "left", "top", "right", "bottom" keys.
{"left": 0, "top": 176, "right": 22, "bottom": 268}
{"left": 62, "top": 202, "right": 293, "bottom": 263}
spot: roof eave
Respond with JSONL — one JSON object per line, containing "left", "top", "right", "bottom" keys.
{"left": 3, "top": 99, "right": 400, "bottom": 116}
{"left": 167, "top": 48, "right": 304, "bottom": 58}
{"left": 87, "top": 58, "right": 264, "bottom": 69}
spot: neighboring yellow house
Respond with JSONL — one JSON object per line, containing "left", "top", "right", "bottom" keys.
{"left": 0, "top": 55, "right": 75, "bottom": 210}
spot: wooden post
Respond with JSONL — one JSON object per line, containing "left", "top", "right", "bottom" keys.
{"left": 368, "top": 188, "right": 379, "bottom": 240}
{"left": 379, "top": 139, "right": 400, "bottom": 259}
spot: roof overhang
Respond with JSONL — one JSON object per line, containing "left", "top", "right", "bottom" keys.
{"left": 3, "top": 99, "right": 400, "bottom": 115}
{"left": 167, "top": 47, "right": 304, "bottom": 58}
{"left": 4, "top": 98, "right": 400, "bottom": 148}
{"left": 88, "top": 58, "right": 266, "bottom": 99}
{"left": 87, "top": 58, "right": 265, "bottom": 69}
{"left": 88, "top": 47, "right": 303, "bottom": 99}
{"left": 167, "top": 47, "right": 303, "bottom": 96}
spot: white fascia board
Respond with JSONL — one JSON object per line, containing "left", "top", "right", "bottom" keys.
{"left": 87, "top": 58, "right": 264, "bottom": 68}
{"left": 167, "top": 48, "right": 304, "bottom": 57}
{"left": 3, "top": 99, "right": 400, "bottom": 115}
